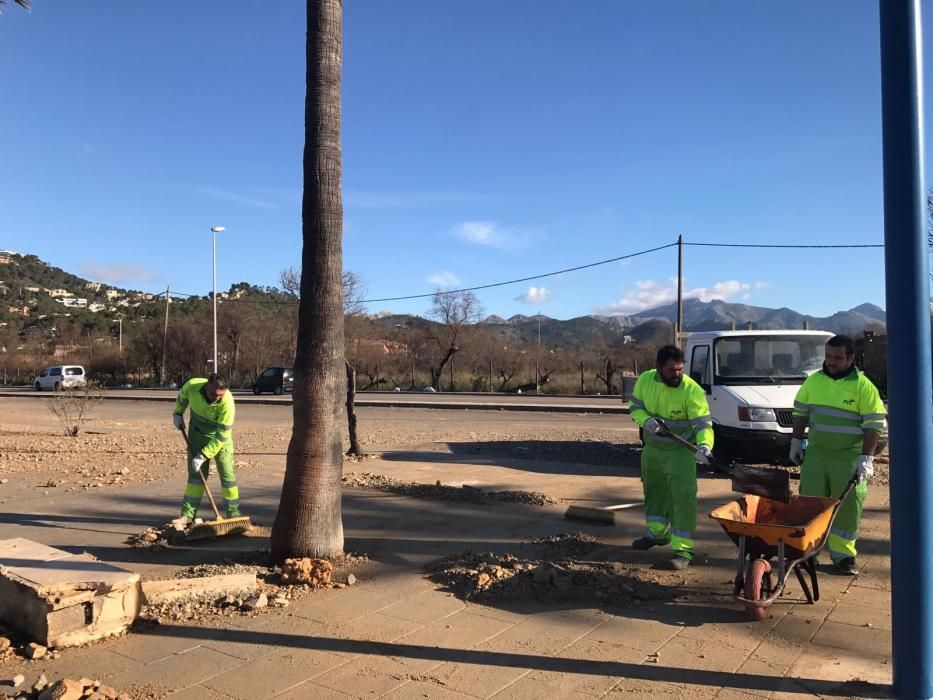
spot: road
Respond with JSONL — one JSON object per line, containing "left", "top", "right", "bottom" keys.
{"left": 0, "top": 387, "right": 629, "bottom": 414}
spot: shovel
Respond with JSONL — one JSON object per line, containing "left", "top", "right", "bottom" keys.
{"left": 655, "top": 419, "right": 791, "bottom": 502}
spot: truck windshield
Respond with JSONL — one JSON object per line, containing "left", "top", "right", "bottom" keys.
{"left": 714, "top": 336, "right": 827, "bottom": 385}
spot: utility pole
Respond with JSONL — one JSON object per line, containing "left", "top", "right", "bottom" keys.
{"left": 879, "top": 2, "right": 933, "bottom": 696}
{"left": 161, "top": 286, "right": 170, "bottom": 386}
{"left": 536, "top": 310, "right": 541, "bottom": 394}
{"left": 676, "top": 234, "right": 684, "bottom": 345}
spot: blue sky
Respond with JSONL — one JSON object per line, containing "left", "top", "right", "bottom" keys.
{"left": 0, "top": 1, "right": 917, "bottom": 320}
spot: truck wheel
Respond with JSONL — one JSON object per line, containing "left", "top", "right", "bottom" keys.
{"left": 273, "top": 385, "right": 283, "bottom": 395}
{"left": 744, "top": 558, "right": 773, "bottom": 621}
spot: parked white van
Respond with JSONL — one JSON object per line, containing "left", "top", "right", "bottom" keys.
{"left": 682, "top": 331, "right": 834, "bottom": 465}
{"left": 34, "top": 365, "right": 87, "bottom": 391}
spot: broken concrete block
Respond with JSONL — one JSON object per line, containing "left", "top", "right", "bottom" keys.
{"left": 346, "top": 574, "right": 357, "bottom": 586}
{"left": 26, "top": 642, "right": 47, "bottom": 659}
{"left": 32, "top": 674, "right": 48, "bottom": 693}
{"left": 0, "top": 538, "right": 141, "bottom": 649}
{"left": 0, "top": 636, "right": 10, "bottom": 651}
{"left": 38, "top": 678, "right": 84, "bottom": 700}
{"left": 10, "top": 674, "right": 24, "bottom": 688}
{"left": 243, "top": 593, "right": 267, "bottom": 610}
{"left": 95, "top": 685, "right": 118, "bottom": 699}
{"left": 141, "top": 573, "right": 258, "bottom": 605}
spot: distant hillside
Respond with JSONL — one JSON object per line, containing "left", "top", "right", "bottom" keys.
{"left": 0, "top": 252, "right": 887, "bottom": 349}
{"left": 632, "top": 298, "right": 886, "bottom": 336}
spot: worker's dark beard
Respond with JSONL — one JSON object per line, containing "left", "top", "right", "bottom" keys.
{"left": 662, "top": 375, "right": 683, "bottom": 388}
{"left": 822, "top": 362, "right": 855, "bottom": 380}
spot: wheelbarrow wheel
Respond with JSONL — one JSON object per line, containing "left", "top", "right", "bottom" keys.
{"left": 744, "top": 558, "right": 773, "bottom": 621}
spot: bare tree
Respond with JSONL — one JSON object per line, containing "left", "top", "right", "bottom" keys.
{"left": 423, "top": 290, "right": 482, "bottom": 390}
{"left": 272, "top": 0, "right": 346, "bottom": 560}
{"left": 281, "top": 266, "right": 366, "bottom": 316}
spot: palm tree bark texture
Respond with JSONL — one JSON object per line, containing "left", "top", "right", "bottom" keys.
{"left": 271, "top": 0, "right": 346, "bottom": 560}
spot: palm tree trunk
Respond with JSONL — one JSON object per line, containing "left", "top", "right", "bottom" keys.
{"left": 271, "top": 0, "right": 345, "bottom": 560}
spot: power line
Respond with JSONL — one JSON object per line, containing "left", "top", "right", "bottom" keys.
{"left": 685, "top": 242, "right": 884, "bottom": 249}
{"left": 361, "top": 242, "right": 679, "bottom": 303}
{"left": 160, "top": 238, "right": 887, "bottom": 308}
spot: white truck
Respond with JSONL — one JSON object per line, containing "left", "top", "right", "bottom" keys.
{"left": 682, "top": 330, "right": 835, "bottom": 465}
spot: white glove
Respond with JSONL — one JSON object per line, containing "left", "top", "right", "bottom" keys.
{"left": 789, "top": 437, "right": 805, "bottom": 466}
{"left": 190, "top": 454, "right": 207, "bottom": 472}
{"left": 695, "top": 445, "right": 713, "bottom": 465}
{"left": 643, "top": 418, "right": 662, "bottom": 435}
{"left": 854, "top": 454, "right": 874, "bottom": 483}
{"left": 173, "top": 414, "right": 185, "bottom": 430}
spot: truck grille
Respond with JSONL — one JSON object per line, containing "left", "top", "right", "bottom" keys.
{"left": 776, "top": 409, "right": 794, "bottom": 427}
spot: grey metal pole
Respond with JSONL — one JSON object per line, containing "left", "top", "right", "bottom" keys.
{"left": 676, "top": 234, "right": 683, "bottom": 344}
{"left": 212, "top": 229, "right": 217, "bottom": 372}
{"left": 161, "top": 285, "right": 170, "bottom": 386}
{"left": 879, "top": 2, "right": 933, "bottom": 697}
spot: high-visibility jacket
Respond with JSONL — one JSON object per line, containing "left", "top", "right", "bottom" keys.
{"left": 792, "top": 368, "right": 885, "bottom": 452}
{"left": 630, "top": 370, "right": 714, "bottom": 449}
{"left": 173, "top": 378, "right": 235, "bottom": 459}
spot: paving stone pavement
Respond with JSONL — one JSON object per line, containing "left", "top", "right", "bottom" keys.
{"left": 0, "top": 448, "right": 893, "bottom": 699}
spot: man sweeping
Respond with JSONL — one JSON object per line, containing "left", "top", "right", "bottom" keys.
{"left": 630, "top": 345, "right": 714, "bottom": 570}
{"left": 790, "top": 335, "right": 886, "bottom": 575}
{"left": 171, "top": 373, "right": 240, "bottom": 526}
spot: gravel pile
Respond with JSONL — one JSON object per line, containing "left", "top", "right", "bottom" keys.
{"left": 429, "top": 548, "right": 683, "bottom": 606}
{"left": 342, "top": 471, "right": 558, "bottom": 505}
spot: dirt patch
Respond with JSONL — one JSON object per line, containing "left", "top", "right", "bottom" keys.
{"left": 429, "top": 533, "right": 686, "bottom": 606}
{"left": 343, "top": 471, "right": 558, "bottom": 506}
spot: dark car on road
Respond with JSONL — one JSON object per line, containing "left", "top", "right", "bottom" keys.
{"left": 253, "top": 367, "right": 293, "bottom": 395}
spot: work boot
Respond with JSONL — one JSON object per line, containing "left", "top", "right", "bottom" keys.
{"left": 670, "top": 555, "right": 691, "bottom": 571}
{"left": 833, "top": 557, "right": 859, "bottom": 576}
{"left": 225, "top": 507, "right": 242, "bottom": 519}
{"left": 632, "top": 536, "right": 668, "bottom": 551}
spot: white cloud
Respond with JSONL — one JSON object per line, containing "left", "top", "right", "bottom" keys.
{"left": 81, "top": 263, "right": 159, "bottom": 285}
{"left": 453, "top": 221, "right": 536, "bottom": 250}
{"left": 427, "top": 271, "right": 461, "bottom": 288}
{"left": 193, "top": 185, "right": 277, "bottom": 210}
{"left": 755, "top": 281, "right": 771, "bottom": 290}
{"left": 742, "top": 293, "right": 751, "bottom": 301}
{"left": 595, "top": 279, "right": 752, "bottom": 315}
{"left": 517, "top": 286, "right": 549, "bottom": 304}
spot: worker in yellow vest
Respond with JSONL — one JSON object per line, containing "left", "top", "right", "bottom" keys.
{"left": 791, "top": 335, "right": 886, "bottom": 575}
{"left": 630, "top": 345, "right": 714, "bottom": 570}
{"left": 171, "top": 373, "right": 240, "bottom": 525}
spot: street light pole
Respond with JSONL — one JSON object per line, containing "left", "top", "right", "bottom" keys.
{"left": 210, "top": 226, "right": 225, "bottom": 372}
{"left": 113, "top": 314, "right": 124, "bottom": 354}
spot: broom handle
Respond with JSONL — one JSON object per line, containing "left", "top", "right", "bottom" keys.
{"left": 654, "top": 418, "right": 734, "bottom": 478}
{"left": 180, "top": 425, "right": 222, "bottom": 520}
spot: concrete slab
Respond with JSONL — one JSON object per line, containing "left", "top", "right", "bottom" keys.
{"left": 0, "top": 538, "right": 140, "bottom": 648}
{"left": 141, "top": 573, "right": 258, "bottom": 605}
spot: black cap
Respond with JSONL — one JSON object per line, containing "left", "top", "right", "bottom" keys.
{"left": 207, "top": 373, "right": 228, "bottom": 388}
